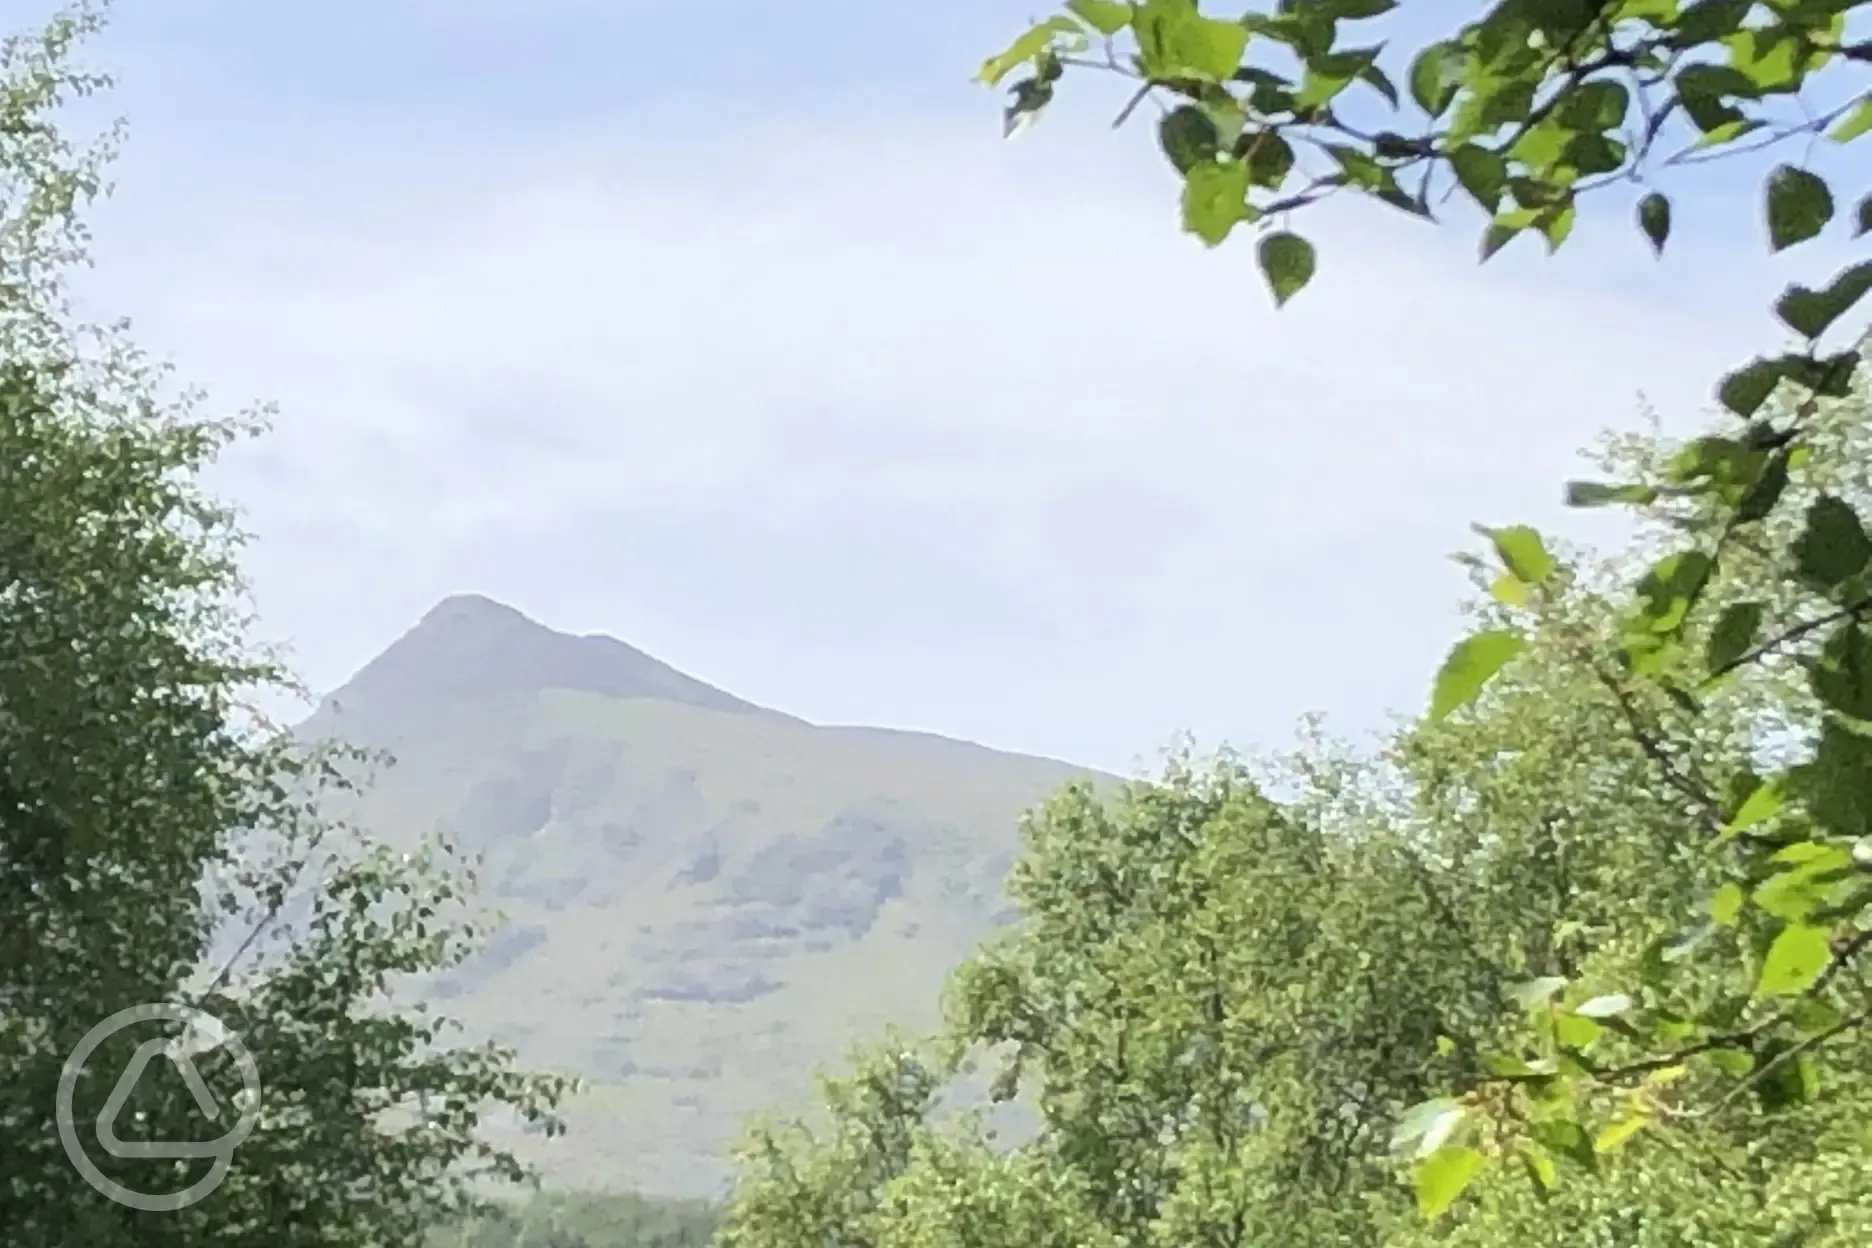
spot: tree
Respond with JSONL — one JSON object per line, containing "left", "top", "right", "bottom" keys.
{"left": 0, "top": 5, "right": 571, "bottom": 1243}
{"left": 719, "top": 4, "right": 1872, "bottom": 1235}
{"left": 423, "top": 1186, "right": 721, "bottom": 1247}
{"left": 717, "top": 365, "right": 1872, "bottom": 1243}
{"left": 718, "top": 1030, "right": 952, "bottom": 1248}
{"left": 968, "top": 0, "right": 1872, "bottom": 1219}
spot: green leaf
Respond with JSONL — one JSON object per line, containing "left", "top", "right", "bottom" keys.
{"left": 1537, "top": 199, "right": 1577, "bottom": 252}
{"left": 1674, "top": 0, "right": 1751, "bottom": 42}
{"left": 1708, "top": 1047, "right": 1755, "bottom": 1075}
{"left": 1710, "top": 881, "right": 1746, "bottom": 926}
{"left": 1858, "top": 192, "right": 1872, "bottom": 237}
{"left": 1531, "top": 1120, "right": 1597, "bottom": 1170}
{"left": 1594, "top": 1114, "right": 1649, "bottom": 1154}
{"left": 1735, "top": 448, "right": 1789, "bottom": 522}
{"left": 1257, "top": 231, "right": 1316, "bottom": 306}
{"left": 1554, "top": 1011, "right": 1604, "bottom": 1048}
{"left": 1479, "top": 213, "right": 1532, "bottom": 263}
{"left": 1723, "top": 774, "right": 1784, "bottom": 837}
{"left": 1066, "top": 0, "right": 1134, "bottom": 35}
{"left": 1789, "top": 350, "right": 1862, "bottom": 398}
{"left": 1415, "top": 1146, "right": 1486, "bottom": 1219}
{"left": 1680, "top": 92, "right": 1747, "bottom": 135}
{"left": 1449, "top": 144, "right": 1507, "bottom": 211}
{"left": 1516, "top": 1145, "right": 1558, "bottom": 1192}
{"left": 1324, "top": 142, "right": 1387, "bottom": 189}
{"left": 1357, "top": 60, "right": 1399, "bottom": 107}
{"left": 1756, "top": 922, "right": 1831, "bottom": 996}
{"left": 1489, "top": 572, "right": 1529, "bottom": 607}
{"left": 1298, "top": 48, "right": 1378, "bottom": 109}
{"left": 1771, "top": 840, "right": 1848, "bottom": 867}
{"left": 1637, "top": 192, "right": 1671, "bottom": 255}
{"left": 1693, "top": 116, "right": 1766, "bottom": 150}
{"left": 1507, "top": 122, "right": 1569, "bottom": 173}
{"left": 1726, "top": 26, "right": 1803, "bottom": 91}
{"left": 1478, "top": 524, "right": 1557, "bottom": 585}
{"left": 1717, "top": 355, "right": 1790, "bottom": 417}
{"left": 1181, "top": 159, "right": 1252, "bottom": 246}
{"left": 1765, "top": 164, "right": 1834, "bottom": 251}
{"left": 1773, "top": 261, "right": 1872, "bottom": 340}
{"left": 1791, "top": 998, "right": 1843, "bottom": 1034}
{"left": 1829, "top": 96, "right": 1872, "bottom": 143}
{"left": 1676, "top": 60, "right": 1759, "bottom": 104}
{"left": 1566, "top": 480, "right": 1658, "bottom": 507}
{"left": 1560, "top": 131, "right": 1627, "bottom": 177}
{"left": 1159, "top": 106, "right": 1221, "bottom": 174}
{"left": 1430, "top": 629, "right": 1524, "bottom": 720}
{"left": 1480, "top": 1052, "right": 1558, "bottom": 1079}
{"left": 1667, "top": 434, "right": 1760, "bottom": 490}
{"left": 1756, "top": 1044, "right": 1820, "bottom": 1110}
{"left": 1408, "top": 41, "right": 1461, "bottom": 117}
{"left": 1651, "top": 1012, "right": 1698, "bottom": 1043}
{"left": 1706, "top": 601, "right": 1764, "bottom": 673}
{"left": 1482, "top": 220, "right": 1527, "bottom": 261}
{"left": 1794, "top": 722, "right": 1872, "bottom": 840}
{"left": 1242, "top": 130, "right": 1295, "bottom": 187}
{"left": 1456, "top": 77, "right": 1537, "bottom": 136}
{"left": 1134, "top": 0, "right": 1249, "bottom": 80}
{"left": 1002, "top": 77, "right": 1057, "bottom": 136}
{"left": 1556, "top": 80, "right": 1630, "bottom": 131}
{"left": 977, "top": 17, "right": 1081, "bottom": 86}
{"left": 1794, "top": 496, "right": 1872, "bottom": 588}
{"left": 1809, "top": 623, "right": 1872, "bottom": 721}
{"left": 1632, "top": 550, "right": 1714, "bottom": 634}
{"left": 1203, "top": 96, "right": 1246, "bottom": 155}
{"left": 1755, "top": 852, "right": 1848, "bottom": 922}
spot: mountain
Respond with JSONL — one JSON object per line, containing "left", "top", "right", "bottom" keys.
{"left": 305, "top": 595, "right": 1102, "bottom": 1197}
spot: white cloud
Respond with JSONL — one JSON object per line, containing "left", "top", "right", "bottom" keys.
{"left": 75, "top": 108, "right": 1836, "bottom": 772}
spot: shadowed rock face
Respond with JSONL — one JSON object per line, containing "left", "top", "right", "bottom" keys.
{"left": 294, "top": 594, "right": 1108, "bottom": 1198}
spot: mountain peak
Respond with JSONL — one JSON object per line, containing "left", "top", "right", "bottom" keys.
{"left": 326, "top": 594, "right": 767, "bottom": 721}
{"left": 420, "top": 592, "right": 534, "bottom": 627}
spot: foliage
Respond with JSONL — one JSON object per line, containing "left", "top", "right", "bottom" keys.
{"left": 969, "top": 0, "right": 1872, "bottom": 1222}
{"left": 717, "top": 1031, "right": 950, "bottom": 1248}
{"left": 977, "top": 0, "right": 1868, "bottom": 302}
{"left": 0, "top": 4, "right": 571, "bottom": 1243}
{"left": 717, "top": 365, "right": 1872, "bottom": 1241}
{"left": 425, "top": 1189, "right": 719, "bottom": 1248}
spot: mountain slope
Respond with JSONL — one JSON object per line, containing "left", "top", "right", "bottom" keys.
{"left": 308, "top": 596, "right": 1101, "bottom": 1196}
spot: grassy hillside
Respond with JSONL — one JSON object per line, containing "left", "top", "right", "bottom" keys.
{"left": 307, "top": 595, "right": 1101, "bottom": 1196}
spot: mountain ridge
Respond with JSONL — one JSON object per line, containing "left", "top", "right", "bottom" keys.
{"left": 306, "top": 594, "right": 1103, "bottom": 1196}
{"left": 322, "top": 592, "right": 782, "bottom": 725}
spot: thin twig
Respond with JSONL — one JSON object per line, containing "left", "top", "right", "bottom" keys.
{"left": 1706, "top": 595, "right": 1872, "bottom": 684}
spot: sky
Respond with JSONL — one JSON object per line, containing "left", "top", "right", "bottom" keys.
{"left": 36, "top": 0, "right": 1872, "bottom": 774}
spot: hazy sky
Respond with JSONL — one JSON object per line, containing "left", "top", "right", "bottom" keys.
{"left": 48, "top": 0, "right": 1870, "bottom": 773}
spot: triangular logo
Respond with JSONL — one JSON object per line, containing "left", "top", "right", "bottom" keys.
{"left": 94, "top": 1038, "right": 227, "bottom": 1161}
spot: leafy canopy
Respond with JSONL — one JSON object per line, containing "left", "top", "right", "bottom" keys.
{"left": 0, "top": 5, "right": 573, "bottom": 1243}
{"left": 971, "top": 0, "right": 1872, "bottom": 1223}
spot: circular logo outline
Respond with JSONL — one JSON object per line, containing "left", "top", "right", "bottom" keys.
{"left": 56, "top": 1002, "right": 262, "bottom": 1212}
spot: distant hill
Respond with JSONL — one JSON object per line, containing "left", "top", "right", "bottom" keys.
{"left": 304, "top": 595, "right": 1103, "bottom": 1197}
